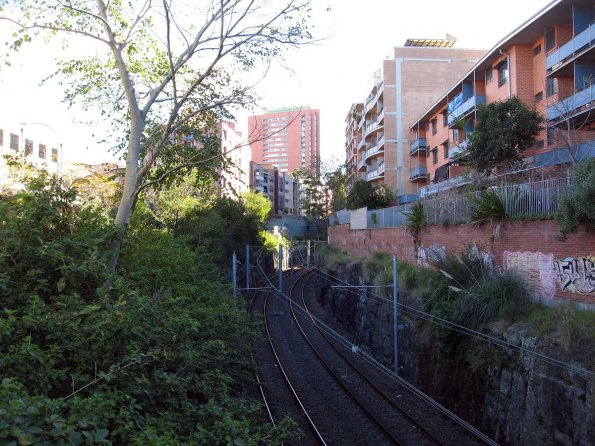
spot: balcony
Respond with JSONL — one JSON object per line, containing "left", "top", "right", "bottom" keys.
{"left": 447, "top": 95, "right": 486, "bottom": 126}
{"left": 409, "top": 165, "right": 428, "bottom": 181}
{"left": 377, "top": 133, "right": 385, "bottom": 147}
{"left": 449, "top": 139, "right": 469, "bottom": 158}
{"left": 364, "top": 118, "right": 382, "bottom": 137}
{"left": 546, "top": 22, "right": 595, "bottom": 72}
{"left": 364, "top": 161, "right": 385, "bottom": 181}
{"left": 357, "top": 137, "right": 366, "bottom": 151}
{"left": 357, "top": 157, "right": 366, "bottom": 171}
{"left": 410, "top": 137, "right": 427, "bottom": 155}
{"left": 548, "top": 84, "right": 595, "bottom": 122}
{"left": 364, "top": 143, "right": 383, "bottom": 162}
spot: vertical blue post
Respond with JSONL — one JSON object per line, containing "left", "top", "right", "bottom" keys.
{"left": 232, "top": 251, "right": 237, "bottom": 297}
{"left": 307, "top": 240, "right": 311, "bottom": 268}
{"left": 289, "top": 241, "right": 293, "bottom": 278}
{"left": 245, "top": 244, "right": 250, "bottom": 290}
{"left": 278, "top": 244, "right": 283, "bottom": 294}
{"left": 393, "top": 255, "right": 398, "bottom": 374}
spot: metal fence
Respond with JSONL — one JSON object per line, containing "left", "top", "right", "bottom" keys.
{"left": 329, "top": 176, "right": 574, "bottom": 229}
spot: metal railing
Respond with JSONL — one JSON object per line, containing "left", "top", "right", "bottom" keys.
{"left": 329, "top": 177, "right": 574, "bottom": 228}
{"left": 447, "top": 95, "right": 486, "bottom": 125}
{"left": 548, "top": 84, "right": 595, "bottom": 121}
{"left": 546, "top": 22, "right": 595, "bottom": 71}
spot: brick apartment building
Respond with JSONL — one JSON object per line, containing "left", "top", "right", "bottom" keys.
{"left": 250, "top": 160, "right": 300, "bottom": 215}
{"left": 345, "top": 41, "right": 485, "bottom": 204}
{"left": 216, "top": 120, "right": 250, "bottom": 198}
{"left": 249, "top": 106, "right": 320, "bottom": 178}
{"left": 410, "top": 0, "right": 595, "bottom": 195}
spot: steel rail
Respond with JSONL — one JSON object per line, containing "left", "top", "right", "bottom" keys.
{"left": 300, "top": 271, "right": 448, "bottom": 446}
{"left": 286, "top": 269, "right": 405, "bottom": 446}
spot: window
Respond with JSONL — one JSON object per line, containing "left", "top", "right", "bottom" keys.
{"left": 0, "top": 129, "right": 3, "bottom": 147}
{"left": 546, "top": 78, "right": 558, "bottom": 97}
{"left": 533, "top": 45, "right": 542, "bottom": 56}
{"left": 10, "top": 133, "right": 19, "bottom": 150}
{"left": 486, "top": 69, "right": 493, "bottom": 84}
{"left": 25, "top": 139, "right": 33, "bottom": 156}
{"left": 547, "top": 128, "right": 555, "bottom": 146}
{"left": 442, "top": 111, "right": 448, "bottom": 127}
{"left": 52, "top": 148, "right": 58, "bottom": 162}
{"left": 443, "top": 141, "right": 449, "bottom": 159}
{"left": 453, "top": 128, "right": 460, "bottom": 143}
{"left": 545, "top": 29, "right": 555, "bottom": 52}
{"left": 431, "top": 119, "right": 437, "bottom": 135}
{"left": 536, "top": 140, "right": 545, "bottom": 149}
{"left": 535, "top": 91, "right": 543, "bottom": 102}
{"left": 39, "top": 144, "right": 47, "bottom": 159}
{"left": 498, "top": 60, "right": 508, "bottom": 87}
{"left": 432, "top": 147, "right": 438, "bottom": 164}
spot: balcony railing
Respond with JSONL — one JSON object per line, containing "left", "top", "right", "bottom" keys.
{"left": 447, "top": 95, "right": 486, "bottom": 126}
{"left": 410, "top": 137, "right": 427, "bottom": 154}
{"left": 377, "top": 133, "right": 385, "bottom": 147}
{"left": 357, "top": 137, "right": 366, "bottom": 151}
{"left": 449, "top": 139, "right": 469, "bottom": 158}
{"left": 547, "top": 84, "right": 595, "bottom": 121}
{"left": 357, "top": 157, "right": 366, "bottom": 171}
{"left": 364, "top": 161, "right": 385, "bottom": 181}
{"left": 364, "top": 143, "right": 383, "bottom": 161}
{"left": 364, "top": 118, "right": 382, "bottom": 137}
{"left": 410, "top": 165, "right": 428, "bottom": 181}
{"left": 546, "top": 22, "right": 595, "bottom": 72}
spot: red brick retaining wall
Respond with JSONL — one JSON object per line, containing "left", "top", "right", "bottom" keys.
{"left": 328, "top": 221, "right": 595, "bottom": 305}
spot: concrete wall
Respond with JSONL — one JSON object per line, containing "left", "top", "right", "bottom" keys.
{"left": 329, "top": 220, "right": 595, "bottom": 306}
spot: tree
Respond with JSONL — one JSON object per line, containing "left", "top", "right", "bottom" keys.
{"left": 323, "top": 161, "right": 347, "bottom": 212}
{"left": 465, "top": 96, "right": 543, "bottom": 174}
{"left": 293, "top": 167, "right": 327, "bottom": 220}
{"left": 346, "top": 179, "right": 392, "bottom": 210}
{"left": 1, "top": 0, "right": 314, "bottom": 269}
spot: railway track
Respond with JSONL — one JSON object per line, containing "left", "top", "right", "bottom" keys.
{"left": 251, "top": 264, "right": 497, "bottom": 445}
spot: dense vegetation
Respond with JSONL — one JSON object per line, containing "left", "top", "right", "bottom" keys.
{"left": 556, "top": 157, "right": 595, "bottom": 238}
{"left": 0, "top": 172, "right": 292, "bottom": 445}
{"left": 346, "top": 180, "right": 393, "bottom": 210}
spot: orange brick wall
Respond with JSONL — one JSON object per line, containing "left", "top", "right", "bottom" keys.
{"left": 329, "top": 221, "right": 595, "bottom": 306}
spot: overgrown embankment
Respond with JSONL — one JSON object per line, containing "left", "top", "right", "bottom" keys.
{"left": 315, "top": 245, "right": 595, "bottom": 446}
{"left": 0, "top": 173, "right": 291, "bottom": 445}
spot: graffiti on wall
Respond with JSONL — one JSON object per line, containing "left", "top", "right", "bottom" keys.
{"left": 553, "top": 256, "right": 595, "bottom": 294}
{"left": 503, "top": 251, "right": 556, "bottom": 299}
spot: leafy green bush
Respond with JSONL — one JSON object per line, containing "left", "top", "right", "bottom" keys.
{"left": 556, "top": 157, "right": 595, "bottom": 238}
{"left": 0, "top": 174, "right": 293, "bottom": 445}
{"left": 467, "top": 188, "right": 507, "bottom": 223}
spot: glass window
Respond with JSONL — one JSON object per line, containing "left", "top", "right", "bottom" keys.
{"left": 39, "top": 144, "right": 47, "bottom": 159}
{"left": 52, "top": 148, "right": 58, "bottom": 162}
{"left": 432, "top": 148, "right": 438, "bottom": 164}
{"left": 431, "top": 119, "right": 437, "bottom": 135}
{"left": 486, "top": 69, "right": 493, "bottom": 84}
{"left": 498, "top": 61, "right": 508, "bottom": 87}
{"left": 443, "top": 141, "right": 449, "bottom": 159}
{"left": 533, "top": 45, "right": 542, "bottom": 56}
{"left": 10, "top": 133, "right": 19, "bottom": 150}
{"left": 25, "top": 139, "right": 33, "bottom": 156}
{"left": 545, "top": 29, "right": 555, "bottom": 52}
{"left": 546, "top": 78, "right": 558, "bottom": 97}
{"left": 535, "top": 91, "right": 543, "bottom": 102}
{"left": 0, "top": 129, "right": 3, "bottom": 147}
{"left": 547, "top": 128, "right": 555, "bottom": 146}
{"left": 442, "top": 112, "right": 448, "bottom": 127}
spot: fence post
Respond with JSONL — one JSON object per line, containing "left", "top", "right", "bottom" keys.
{"left": 393, "top": 255, "right": 399, "bottom": 375}
{"left": 278, "top": 244, "right": 283, "bottom": 294}
{"left": 232, "top": 251, "right": 237, "bottom": 297}
{"left": 245, "top": 244, "right": 250, "bottom": 290}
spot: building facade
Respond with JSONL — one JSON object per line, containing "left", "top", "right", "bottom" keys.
{"left": 0, "top": 125, "right": 61, "bottom": 191}
{"left": 345, "top": 41, "right": 485, "bottom": 204}
{"left": 249, "top": 106, "right": 320, "bottom": 178}
{"left": 410, "top": 0, "right": 595, "bottom": 194}
{"left": 216, "top": 120, "right": 250, "bottom": 198}
{"left": 250, "top": 161, "right": 300, "bottom": 216}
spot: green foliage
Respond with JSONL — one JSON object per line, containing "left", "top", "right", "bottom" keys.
{"left": 467, "top": 188, "right": 507, "bottom": 223}
{"left": 244, "top": 191, "right": 272, "bottom": 225}
{"left": 403, "top": 201, "right": 427, "bottom": 246}
{"left": 465, "top": 96, "right": 543, "bottom": 173}
{"left": 363, "top": 251, "right": 391, "bottom": 283}
{"left": 0, "top": 174, "right": 293, "bottom": 445}
{"left": 323, "top": 163, "right": 347, "bottom": 212}
{"left": 556, "top": 157, "right": 595, "bottom": 238}
{"left": 346, "top": 180, "right": 393, "bottom": 210}
{"left": 292, "top": 168, "right": 328, "bottom": 221}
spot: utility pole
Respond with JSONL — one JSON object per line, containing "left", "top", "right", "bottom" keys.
{"left": 245, "top": 244, "right": 250, "bottom": 290}
{"left": 393, "top": 255, "right": 398, "bottom": 374}
{"left": 232, "top": 251, "right": 237, "bottom": 297}
{"left": 278, "top": 244, "right": 283, "bottom": 294}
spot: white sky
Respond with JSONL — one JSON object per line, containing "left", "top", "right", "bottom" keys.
{"left": 0, "top": 0, "right": 552, "bottom": 165}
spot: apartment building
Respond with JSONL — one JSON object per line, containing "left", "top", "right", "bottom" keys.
{"left": 217, "top": 120, "right": 250, "bottom": 198}
{"left": 345, "top": 103, "right": 364, "bottom": 191}
{"left": 345, "top": 40, "right": 485, "bottom": 204}
{"left": 410, "top": 0, "right": 595, "bottom": 194}
{"left": 249, "top": 106, "right": 320, "bottom": 178}
{"left": 0, "top": 125, "right": 61, "bottom": 191}
{"left": 250, "top": 161, "right": 300, "bottom": 216}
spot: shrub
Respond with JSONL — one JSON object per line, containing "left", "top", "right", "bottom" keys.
{"left": 556, "top": 157, "right": 595, "bottom": 238}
